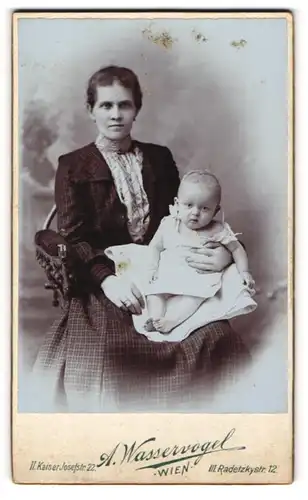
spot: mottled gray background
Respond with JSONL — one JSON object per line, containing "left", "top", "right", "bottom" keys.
{"left": 18, "top": 17, "right": 289, "bottom": 412}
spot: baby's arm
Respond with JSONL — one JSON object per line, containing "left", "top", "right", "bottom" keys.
{"left": 225, "top": 240, "right": 255, "bottom": 292}
{"left": 147, "top": 222, "right": 165, "bottom": 282}
{"left": 148, "top": 247, "right": 162, "bottom": 282}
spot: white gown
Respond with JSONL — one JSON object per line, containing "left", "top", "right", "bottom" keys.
{"left": 143, "top": 215, "right": 240, "bottom": 299}
{"left": 104, "top": 214, "right": 257, "bottom": 343}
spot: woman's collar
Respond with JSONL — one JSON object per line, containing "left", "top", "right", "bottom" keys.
{"left": 95, "top": 133, "right": 133, "bottom": 154}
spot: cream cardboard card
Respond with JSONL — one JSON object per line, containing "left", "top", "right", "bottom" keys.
{"left": 12, "top": 11, "right": 293, "bottom": 484}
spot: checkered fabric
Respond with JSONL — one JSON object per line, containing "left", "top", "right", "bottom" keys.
{"left": 33, "top": 292, "right": 250, "bottom": 412}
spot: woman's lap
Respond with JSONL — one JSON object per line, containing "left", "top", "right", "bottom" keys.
{"left": 33, "top": 292, "right": 250, "bottom": 411}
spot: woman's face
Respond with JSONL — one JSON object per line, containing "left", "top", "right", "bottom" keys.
{"left": 90, "top": 82, "right": 137, "bottom": 140}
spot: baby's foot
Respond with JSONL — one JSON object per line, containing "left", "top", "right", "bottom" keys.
{"left": 144, "top": 318, "right": 157, "bottom": 332}
{"left": 153, "top": 318, "right": 175, "bottom": 334}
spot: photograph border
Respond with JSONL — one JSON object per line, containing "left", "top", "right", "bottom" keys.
{"left": 12, "top": 9, "right": 294, "bottom": 485}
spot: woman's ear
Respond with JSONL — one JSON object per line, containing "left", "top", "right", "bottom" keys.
{"left": 133, "top": 109, "right": 139, "bottom": 121}
{"left": 87, "top": 104, "right": 96, "bottom": 122}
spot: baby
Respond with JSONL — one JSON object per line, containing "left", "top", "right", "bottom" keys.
{"left": 144, "top": 170, "right": 255, "bottom": 334}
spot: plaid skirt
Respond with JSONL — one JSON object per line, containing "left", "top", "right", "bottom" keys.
{"left": 32, "top": 291, "right": 250, "bottom": 412}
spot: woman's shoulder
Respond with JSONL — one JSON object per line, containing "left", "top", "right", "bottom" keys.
{"left": 57, "top": 143, "right": 111, "bottom": 182}
{"left": 135, "top": 141, "right": 178, "bottom": 181}
{"left": 134, "top": 140, "right": 172, "bottom": 157}
{"left": 58, "top": 142, "right": 96, "bottom": 163}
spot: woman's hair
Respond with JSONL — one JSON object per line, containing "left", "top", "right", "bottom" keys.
{"left": 86, "top": 65, "right": 143, "bottom": 112}
{"left": 179, "top": 170, "right": 222, "bottom": 204}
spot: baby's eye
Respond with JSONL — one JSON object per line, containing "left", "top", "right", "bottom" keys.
{"left": 202, "top": 207, "right": 208, "bottom": 211}
{"left": 187, "top": 203, "right": 193, "bottom": 208}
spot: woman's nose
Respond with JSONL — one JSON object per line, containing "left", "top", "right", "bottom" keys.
{"left": 110, "top": 105, "right": 122, "bottom": 120}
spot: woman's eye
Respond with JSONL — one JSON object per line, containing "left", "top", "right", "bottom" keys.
{"left": 100, "top": 102, "right": 112, "bottom": 109}
{"left": 120, "top": 101, "right": 133, "bottom": 109}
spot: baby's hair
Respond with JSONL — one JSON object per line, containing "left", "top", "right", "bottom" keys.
{"left": 179, "top": 170, "right": 222, "bottom": 204}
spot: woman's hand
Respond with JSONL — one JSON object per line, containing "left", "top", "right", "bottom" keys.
{"left": 101, "top": 275, "right": 145, "bottom": 315}
{"left": 185, "top": 242, "right": 233, "bottom": 273}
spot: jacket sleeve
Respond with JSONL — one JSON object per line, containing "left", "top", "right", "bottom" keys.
{"left": 163, "top": 146, "right": 180, "bottom": 207}
{"left": 55, "top": 155, "right": 114, "bottom": 286}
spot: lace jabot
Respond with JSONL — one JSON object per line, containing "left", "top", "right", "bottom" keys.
{"left": 95, "top": 134, "right": 150, "bottom": 242}
{"left": 95, "top": 134, "right": 133, "bottom": 153}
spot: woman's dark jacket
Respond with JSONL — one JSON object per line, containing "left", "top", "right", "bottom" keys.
{"left": 55, "top": 140, "right": 180, "bottom": 288}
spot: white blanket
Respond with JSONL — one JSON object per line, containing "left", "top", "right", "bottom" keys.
{"left": 104, "top": 243, "right": 257, "bottom": 343}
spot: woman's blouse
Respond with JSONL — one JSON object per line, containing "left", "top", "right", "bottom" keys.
{"left": 95, "top": 134, "right": 150, "bottom": 243}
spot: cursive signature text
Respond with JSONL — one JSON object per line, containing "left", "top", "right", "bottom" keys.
{"left": 97, "top": 428, "right": 245, "bottom": 471}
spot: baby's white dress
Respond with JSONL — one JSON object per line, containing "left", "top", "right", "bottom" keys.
{"left": 104, "top": 213, "right": 257, "bottom": 343}
{"left": 144, "top": 215, "right": 240, "bottom": 299}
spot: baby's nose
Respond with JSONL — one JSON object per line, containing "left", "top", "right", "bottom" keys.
{"left": 191, "top": 206, "right": 200, "bottom": 215}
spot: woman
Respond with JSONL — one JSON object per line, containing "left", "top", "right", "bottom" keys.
{"left": 33, "top": 66, "right": 250, "bottom": 412}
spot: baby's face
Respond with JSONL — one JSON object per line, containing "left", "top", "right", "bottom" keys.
{"left": 176, "top": 182, "right": 219, "bottom": 230}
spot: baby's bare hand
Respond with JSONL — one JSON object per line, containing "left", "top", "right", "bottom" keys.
{"left": 242, "top": 272, "right": 256, "bottom": 295}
